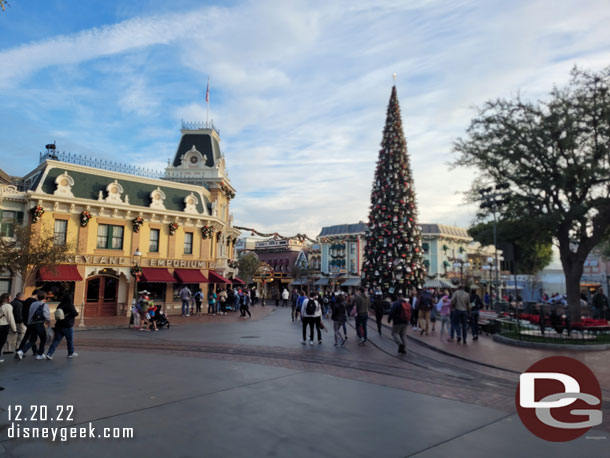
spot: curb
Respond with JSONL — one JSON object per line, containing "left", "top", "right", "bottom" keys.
{"left": 492, "top": 334, "right": 610, "bottom": 351}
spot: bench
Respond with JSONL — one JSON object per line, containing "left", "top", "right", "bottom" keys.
{"left": 477, "top": 310, "right": 499, "bottom": 335}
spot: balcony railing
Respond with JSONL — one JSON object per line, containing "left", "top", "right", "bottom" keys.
{"left": 39, "top": 151, "right": 164, "bottom": 180}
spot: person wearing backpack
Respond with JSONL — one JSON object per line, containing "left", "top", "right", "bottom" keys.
{"left": 45, "top": 293, "right": 79, "bottom": 359}
{"left": 0, "top": 293, "right": 17, "bottom": 363}
{"left": 418, "top": 289, "right": 434, "bottom": 336}
{"left": 208, "top": 290, "right": 217, "bottom": 315}
{"left": 388, "top": 295, "right": 409, "bottom": 354}
{"left": 301, "top": 294, "right": 322, "bottom": 345}
{"left": 194, "top": 289, "right": 203, "bottom": 315}
{"left": 17, "top": 291, "right": 50, "bottom": 360}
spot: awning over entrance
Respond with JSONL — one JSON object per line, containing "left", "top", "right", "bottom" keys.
{"left": 232, "top": 277, "right": 245, "bottom": 285}
{"left": 208, "top": 271, "right": 231, "bottom": 284}
{"left": 314, "top": 278, "right": 329, "bottom": 286}
{"left": 141, "top": 268, "right": 175, "bottom": 283}
{"left": 39, "top": 265, "right": 83, "bottom": 282}
{"left": 174, "top": 269, "right": 208, "bottom": 283}
{"left": 342, "top": 277, "right": 361, "bottom": 287}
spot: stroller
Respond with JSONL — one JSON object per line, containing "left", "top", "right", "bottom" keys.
{"left": 151, "top": 304, "right": 170, "bottom": 329}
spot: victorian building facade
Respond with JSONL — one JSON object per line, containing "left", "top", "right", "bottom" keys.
{"left": 0, "top": 122, "right": 239, "bottom": 316}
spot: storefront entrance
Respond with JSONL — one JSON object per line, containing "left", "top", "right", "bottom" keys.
{"left": 85, "top": 275, "right": 119, "bottom": 316}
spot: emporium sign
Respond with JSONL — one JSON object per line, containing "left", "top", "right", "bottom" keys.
{"left": 66, "top": 255, "right": 206, "bottom": 269}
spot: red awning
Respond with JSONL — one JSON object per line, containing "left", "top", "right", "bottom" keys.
{"left": 140, "top": 268, "right": 175, "bottom": 283}
{"left": 39, "top": 265, "right": 83, "bottom": 282}
{"left": 232, "top": 277, "right": 245, "bottom": 285}
{"left": 174, "top": 269, "right": 208, "bottom": 283}
{"left": 208, "top": 271, "right": 231, "bottom": 284}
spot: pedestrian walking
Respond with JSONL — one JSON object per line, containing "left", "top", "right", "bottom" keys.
{"left": 410, "top": 289, "right": 419, "bottom": 330}
{"left": 371, "top": 294, "right": 385, "bottom": 336}
{"left": 5, "top": 292, "right": 24, "bottom": 353}
{"left": 436, "top": 295, "right": 451, "bottom": 340}
{"left": 450, "top": 285, "right": 471, "bottom": 344}
{"left": 418, "top": 289, "right": 434, "bottom": 336}
{"left": 353, "top": 288, "right": 371, "bottom": 345}
{"left": 179, "top": 285, "right": 192, "bottom": 316}
{"left": 290, "top": 289, "right": 299, "bottom": 322}
{"left": 194, "top": 289, "right": 203, "bottom": 315}
{"left": 240, "top": 291, "right": 252, "bottom": 318}
{"left": 17, "top": 291, "right": 50, "bottom": 360}
{"left": 388, "top": 295, "right": 410, "bottom": 354}
{"left": 469, "top": 289, "right": 483, "bottom": 341}
{"left": 282, "top": 288, "right": 289, "bottom": 308}
{"left": 0, "top": 293, "right": 17, "bottom": 363}
{"left": 45, "top": 294, "right": 79, "bottom": 359}
{"left": 295, "top": 290, "right": 306, "bottom": 322}
{"left": 331, "top": 295, "right": 347, "bottom": 346}
{"left": 300, "top": 294, "right": 322, "bottom": 345}
{"left": 218, "top": 288, "right": 228, "bottom": 315}
{"left": 18, "top": 290, "right": 40, "bottom": 356}
{"left": 208, "top": 290, "right": 217, "bottom": 315}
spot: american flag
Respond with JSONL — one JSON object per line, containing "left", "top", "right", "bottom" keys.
{"left": 205, "top": 77, "right": 209, "bottom": 103}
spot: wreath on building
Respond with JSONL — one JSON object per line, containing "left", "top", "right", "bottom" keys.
{"left": 169, "top": 222, "right": 178, "bottom": 236}
{"left": 130, "top": 265, "right": 142, "bottom": 278}
{"left": 132, "top": 217, "right": 144, "bottom": 233}
{"left": 31, "top": 205, "right": 45, "bottom": 223}
{"left": 80, "top": 210, "right": 92, "bottom": 227}
{"left": 201, "top": 225, "right": 213, "bottom": 239}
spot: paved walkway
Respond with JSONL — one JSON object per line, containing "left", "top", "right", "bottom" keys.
{"left": 0, "top": 307, "right": 607, "bottom": 458}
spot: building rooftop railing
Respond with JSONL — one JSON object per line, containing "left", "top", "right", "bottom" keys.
{"left": 181, "top": 119, "right": 219, "bottom": 134}
{"left": 39, "top": 151, "right": 165, "bottom": 180}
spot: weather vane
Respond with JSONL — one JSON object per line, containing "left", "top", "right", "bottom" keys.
{"left": 392, "top": 72, "right": 397, "bottom": 83}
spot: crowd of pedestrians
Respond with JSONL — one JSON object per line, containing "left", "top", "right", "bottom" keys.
{"left": 0, "top": 289, "right": 79, "bottom": 363}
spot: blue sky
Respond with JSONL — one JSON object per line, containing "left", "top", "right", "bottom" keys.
{"left": 1, "top": 0, "right": 610, "bottom": 243}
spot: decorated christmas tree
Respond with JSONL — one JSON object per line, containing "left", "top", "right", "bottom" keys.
{"left": 362, "top": 85, "right": 426, "bottom": 297}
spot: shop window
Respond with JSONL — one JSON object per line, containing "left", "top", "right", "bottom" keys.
{"left": 172, "top": 283, "right": 199, "bottom": 301}
{"left": 138, "top": 282, "right": 167, "bottom": 303}
{"left": 149, "top": 229, "right": 160, "bottom": 253}
{"left": 54, "top": 219, "right": 68, "bottom": 245}
{"left": 97, "top": 224, "right": 124, "bottom": 249}
{"left": 0, "top": 278, "right": 11, "bottom": 294}
{"left": 36, "top": 281, "right": 75, "bottom": 303}
{"left": 0, "top": 210, "right": 23, "bottom": 237}
{"left": 184, "top": 232, "right": 193, "bottom": 254}
{"left": 422, "top": 242, "right": 429, "bottom": 254}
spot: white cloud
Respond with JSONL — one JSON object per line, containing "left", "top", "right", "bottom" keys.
{"left": 1, "top": 0, "right": 610, "bottom": 248}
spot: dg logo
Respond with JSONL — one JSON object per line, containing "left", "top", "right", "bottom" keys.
{"left": 516, "top": 356, "right": 603, "bottom": 441}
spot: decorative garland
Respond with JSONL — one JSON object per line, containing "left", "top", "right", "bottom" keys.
{"left": 228, "top": 259, "right": 239, "bottom": 269}
{"left": 132, "top": 217, "right": 144, "bottom": 233}
{"left": 233, "top": 226, "right": 317, "bottom": 243}
{"left": 31, "top": 205, "right": 45, "bottom": 223}
{"left": 130, "top": 265, "right": 142, "bottom": 277}
{"left": 201, "top": 225, "right": 214, "bottom": 239}
{"left": 169, "top": 222, "right": 178, "bottom": 236}
{"left": 80, "top": 210, "right": 92, "bottom": 227}
{"left": 318, "top": 236, "right": 359, "bottom": 244}
{"left": 220, "top": 183, "right": 236, "bottom": 200}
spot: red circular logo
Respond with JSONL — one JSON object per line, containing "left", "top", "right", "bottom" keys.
{"left": 515, "top": 356, "right": 602, "bottom": 442}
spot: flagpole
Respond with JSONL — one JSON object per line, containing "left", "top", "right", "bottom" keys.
{"left": 206, "top": 76, "right": 210, "bottom": 127}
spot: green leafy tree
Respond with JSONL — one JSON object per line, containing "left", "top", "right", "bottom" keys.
{"left": 237, "top": 252, "right": 260, "bottom": 285}
{"left": 468, "top": 220, "right": 553, "bottom": 274}
{"left": 454, "top": 67, "right": 610, "bottom": 321}
{"left": 0, "top": 224, "right": 72, "bottom": 289}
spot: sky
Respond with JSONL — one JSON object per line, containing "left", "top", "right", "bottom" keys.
{"left": 1, "top": 0, "right": 610, "bottom": 246}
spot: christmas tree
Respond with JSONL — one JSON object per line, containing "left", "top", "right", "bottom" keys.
{"left": 362, "top": 85, "right": 426, "bottom": 297}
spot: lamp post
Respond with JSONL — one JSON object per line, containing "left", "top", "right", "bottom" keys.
{"left": 453, "top": 254, "right": 470, "bottom": 286}
{"left": 132, "top": 247, "right": 142, "bottom": 304}
{"left": 479, "top": 183, "right": 510, "bottom": 307}
{"left": 482, "top": 256, "right": 494, "bottom": 305}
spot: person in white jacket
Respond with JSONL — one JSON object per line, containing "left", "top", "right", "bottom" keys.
{"left": 300, "top": 294, "right": 323, "bottom": 345}
{"left": 281, "top": 288, "right": 290, "bottom": 307}
{"left": 0, "top": 293, "right": 17, "bottom": 363}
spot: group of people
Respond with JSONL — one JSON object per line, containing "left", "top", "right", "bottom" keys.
{"left": 176, "top": 285, "right": 260, "bottom": 319}
{"left": 0, "top": 289, "right": 79, "bottom": 362}
{"left": 284, "top": 284, "right": 487, "bottom": 354}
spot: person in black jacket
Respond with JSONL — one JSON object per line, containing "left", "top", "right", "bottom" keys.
{"left": 469, "top": 290, "right": 483, "bottom": 341}
{"left": 17, "top": 290, "right": 39, "bottom": 356}
{"left": 45, "top": 294, "right": 79, "bottom": 359}
{"left": 6, "top": 293, "right": 24, "bottom": 352}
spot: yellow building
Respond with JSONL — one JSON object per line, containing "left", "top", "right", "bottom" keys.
{"left": 4, "top": 124, "right": 240, "bottom": 316}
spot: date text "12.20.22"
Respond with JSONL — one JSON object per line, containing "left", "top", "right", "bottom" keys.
{"left": 8, "top": 405, "right": 74, "bottom": 422}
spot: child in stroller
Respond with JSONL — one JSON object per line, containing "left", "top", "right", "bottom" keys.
{"left": 151, "top": 304, "right": 170, "bottom": 329}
